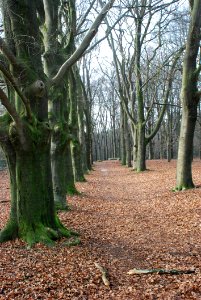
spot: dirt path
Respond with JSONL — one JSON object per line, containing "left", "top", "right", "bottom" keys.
{"left": 1, "top": 160, "right": 201, "bottom": 299}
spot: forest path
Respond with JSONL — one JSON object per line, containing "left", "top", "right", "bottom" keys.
{"left": 64, "top": 160, "right": 201, "bottom": 298}
{"left": 1, "top": 160, "right": 201, "bottom": 299}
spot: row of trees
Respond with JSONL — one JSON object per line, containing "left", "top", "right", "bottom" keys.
{"left": 0, "top": 0, "right": 115, "bottom": 245}
{"left": 90, "top": 0, "right": 201, "bottom": 189}
{"left": 0, "top": 0, "right": 200, "bottom": 245}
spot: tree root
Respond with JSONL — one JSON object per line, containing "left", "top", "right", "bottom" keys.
{"left": 94, "top": 262, "right": 110, "bottom": 286}
{"left": 66, "top": 185, "right": 80, "bottom": 196}
{"left": 0, "top": 214, "right": 79, "bottom": 247}
{"left": 62, "top": 237, "right": 80, "bottom": 247}
{"left": 0, "top": 221, "right": 18, "bottom": 242}
{"left": 128, "top": 268, "right": 195, "bottom": 275}
{"left": 172, "top": 184, "right": 195, "bottom": 192}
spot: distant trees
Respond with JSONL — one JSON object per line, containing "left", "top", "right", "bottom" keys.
{"left": 93, "top": 0, "right": 185, "bottom": 171}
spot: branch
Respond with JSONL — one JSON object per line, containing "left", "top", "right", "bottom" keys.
{"left": 51, "top": 0, "right": 115, "bottom": 85}
{"left": 0, "top": 62, "right": 32, "bottom": 120}
{"left": 77, "top": 0, "right": 97, "bottom": 33}
{"left": 0, "top": 38, "right": 19, "bottom": 68}
{"left": 94, "top": 262, "right": 110, "bottom": 286}
{"left": 153, "top": 102, "right": 182, "bottom": 108}
{"left": 0, "top": 87, "right": 22, "bottom": 129}
{"left": 85, "top": 10, "right": 128, "bottom": 55}
{"left": 146, "top": 46, "right": 185, "bottom": 143}
{"left": 128, "top": 268, "right": 195, "bottom": 275}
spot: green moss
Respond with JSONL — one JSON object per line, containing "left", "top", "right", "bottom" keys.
{"left": 172, "top": 184, "right": 195, "bottom": 192}
{"left": 0, "top": 221, "right": 18, "bottom": 243}
{"left": 77, "top": 176, "right": 86, "bottom": 182}
{"left": 66, "top": 184, "right": 80, "bottom": 195}
{"left": 55, "top": 202, "right": 70, "bottom": 211}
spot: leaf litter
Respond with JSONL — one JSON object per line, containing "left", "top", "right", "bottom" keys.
{"left": 1, "top": 160, "right": 201, "bottom": 299}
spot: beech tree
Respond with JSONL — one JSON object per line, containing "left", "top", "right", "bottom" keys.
{"left": 175, "top": 0, "right": 201, "bottom": 190}
{"left": 0, "top": 0, "right": 115, "bottom": 245}
{"left": 104, "top": 0, "right": 184, "bottom": 171}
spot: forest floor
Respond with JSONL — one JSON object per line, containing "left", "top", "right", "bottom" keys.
{"left": 1, "top": 160, "right": 201, "bottom": 299}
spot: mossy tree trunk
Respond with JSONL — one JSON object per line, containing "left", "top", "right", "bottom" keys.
{"left": 175, "top": 0, "right": 201, "bottom": 190}
{"left": 0, "top": 0, "right": 75, "bottom": 245}
{"left": 120, "top": 103, "right": 126, "bottom": 165}
{"left": 51, "top": 123, "right": 68, "bottom": 210}
{"left": 0, "top": 120, "right": 74, "bottom": 245}
{"left": 75, "top": 68, "right": 88, "bottom": 174}
{"left": 82, "top": 60, "right": 93, "bottom": 170}
{"left": 69, "top": 69, "right": 85, "bottom": 182}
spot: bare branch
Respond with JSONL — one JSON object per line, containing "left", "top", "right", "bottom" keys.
{"left": 0, "top": 62, "right": 32, "bottom": 120}
{"left": 0, "top": 87, "right": 22, "bottom": 128}
{"left": 0, "top": 37, "right": 19, "bottom": 68}
{"left": 51, "top": 0, "right": 115, "bottom": 85}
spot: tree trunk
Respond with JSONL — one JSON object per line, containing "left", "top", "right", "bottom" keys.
{"left": 51, "top": 129, "right": 68, "bottom": 210}
{"left": 176, "top": 105, "right": 197, "bottom": 189}
{"left": 65, "top": 142, "right": 78, "bottom": 195}
{"left": 69, "top": 69, "right": 85, "bottom": 182}
{"left": 175, "top": 0, "right": 201, "bottom": 190}
{"left": 0, "top": 122, "right": 75, "bottom": 245}
{"left": 0, "top": 137, "right": 18, "bottom": 241}
{"left": 136, "top": 124, "right": 146, "bottom": 171}
{"left": 120, "top": 104, "right": 126, "bottom": 165}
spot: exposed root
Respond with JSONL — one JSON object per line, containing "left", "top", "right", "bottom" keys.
{"left": 62, "top": 237, "right": 81, "bottom": 247}
{"left": 76, "top": 176, "right": 87, "bottom": 183}
{"left": 0, "top": 221, "right": 18, "bottom": 243}
{"left": 66, "top": 185, "right": 80, "bottom": 196}
{"left": 0, "top": 215, "right": 78, "bottom": 247}
{"left": 172, "top": 184, "right": 195, "bottom": 192}
{"left": 55, "top": 202, "right": 70, "bottom": 211}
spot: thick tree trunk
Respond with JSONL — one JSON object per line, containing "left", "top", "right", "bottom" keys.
{"left": 69, "top": 69, "right": 85, "bottom": 182}
{"left": 71, "top": 139, "right": 86, "bottom": 182}
{"left": 51, "top": 130, "right": 68, "bottom": 210}
{"left": 0, "top": 122, "right": 76, "bottom": 245}
{"left": 175, "top": 0, "right": 201, "bottom": 190}
{"left": 0, "top": 138, "right": 18, "bottom": 241}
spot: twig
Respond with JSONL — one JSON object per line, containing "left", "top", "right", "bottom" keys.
{"left": 127, "top": 268, "right": 195, "bottom": 275}
{"left": 94, "top": 262, "right": 110, "bottom": 286}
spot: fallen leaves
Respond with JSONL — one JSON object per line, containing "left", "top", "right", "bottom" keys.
{"left": 1, "top": 160, "right": 201, "bottom": 299}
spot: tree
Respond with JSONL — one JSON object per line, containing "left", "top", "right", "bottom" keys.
{"left": 175, "top": 0, "right": 201, "bottom": 190}
{"left": 105, "top": 0, "right": 183, "bottom": 171}
{"left": 0, "top": 0, "right": 115, "bottom": 245}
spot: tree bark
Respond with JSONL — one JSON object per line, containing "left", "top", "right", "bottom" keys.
{"left": 0, "top": 121, "right": 75, "bottom": 245}
{"left": 176, "top": 0, "right": 201, "bottom": 190}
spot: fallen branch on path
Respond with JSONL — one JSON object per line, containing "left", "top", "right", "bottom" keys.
{"left": 127, "top": 268, "right": 195, "bottom": 275}
{"left": 94, "top": 262, "right": 110, "bottom": 286}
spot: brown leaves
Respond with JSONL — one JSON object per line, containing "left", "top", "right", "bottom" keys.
{"left": 1, "top": 160, "right": 201, "bottom": 299}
